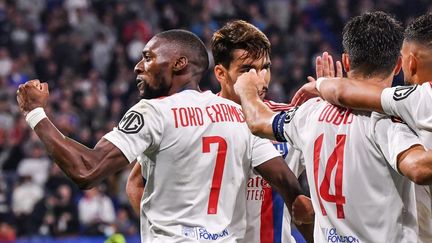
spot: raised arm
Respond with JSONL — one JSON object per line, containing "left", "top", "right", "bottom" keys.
{"left": 234, "top": 69, "right": 277, "bottom": 140}
{"left": 17, "top": 80, "right": 129, "bottom": 189}
{"left": 318, "top": 78, "right": 385, "bottom": 113}
{"left": 126, "top": 162, "right": 145, "bottom": 215}
{"left": 291, "top": 52, "right": 342, "bottom": 106}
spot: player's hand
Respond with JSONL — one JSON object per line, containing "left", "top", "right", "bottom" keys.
{"left": 316, "top": 52, "right": 343, "bottom": 79}
{"left": 290, "top": 78, "right": 319, "bottom": 106}
{"left": 290, "top": 52, "right": 343, "bottom": 106}
{"left": 292, "top": 195, "right": 314, "bottom": 225}
{"left": 234, "top": 68, "right": 267, "bottom": 98}
{"left": 16, "top": 79, "right": 49, "bottom": 116}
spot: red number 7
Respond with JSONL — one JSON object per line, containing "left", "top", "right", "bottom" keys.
{"left": 202, "top": 136, "right": 228, "bottom": 215}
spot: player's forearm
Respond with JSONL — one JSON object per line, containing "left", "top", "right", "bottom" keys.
{"left": 238, "top": 91, "right": 276, "bottom": 140}
{"left": 399, "top": 146, "right": 432, "bottom": 185}
{"left": 320, "top": 78, "right": 384, "bottom": 113}
{"left": 255, "top": 158, "right": 303, "bottom": 209}
{"left": 34, "top": 118, "right": 121, "bottom": 189}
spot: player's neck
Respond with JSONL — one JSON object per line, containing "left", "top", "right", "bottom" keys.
{"left": 219, "top": 90, "right": 240, "bottom": 104}
{"left": 347, "top": 72, "right": 392, "bottom": 88}
{"left": 171, "top": 79, "right": 201, "bottom": 94}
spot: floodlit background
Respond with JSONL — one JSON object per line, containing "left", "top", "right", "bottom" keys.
{"left": 0, "top": 0, "right": 429, "bottom": 242}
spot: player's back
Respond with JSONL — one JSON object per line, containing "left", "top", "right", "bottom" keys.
{"left": 381, "top": 82, "right": 432, "bottom": 242}
{"left": 282, "top": 98, "right": 417, "bottom": 242}
{"left": 139, "top": 90, "right": 277, "bottom": 242}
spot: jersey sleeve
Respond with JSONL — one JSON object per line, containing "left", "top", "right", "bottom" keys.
{"left": 381, "top": 85, "right": 419, "bottom": 119}
{"left": 373, "top": 114, "right": 423, "bottom": 173}
{"left": 137, "top": 155, "right": 150, "bottom": 180}
{"left": 271, "top": 100, "right": 314, "bottom": 150}
{"left": 251, "top": 136, "right": 281, "bottom": 168}
{"left": 284, "top": 148, "right": 305, "bottom": 178}
{"left": 103, "top": 100, "right": 164, "bottom": 163}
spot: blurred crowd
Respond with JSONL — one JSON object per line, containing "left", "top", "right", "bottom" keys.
{"left": 0, "top": 0, "right": 430, "bottom": 240}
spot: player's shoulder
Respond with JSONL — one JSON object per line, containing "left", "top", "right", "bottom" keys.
{"left": 263, "top": 99, "right": 294, "bottom": 112}
{"left": 147, "top": 90, "right": 220, "bottom": 106}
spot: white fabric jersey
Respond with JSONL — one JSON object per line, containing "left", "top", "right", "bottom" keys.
{"left": 243, "top": 100, "right": 305, "bottom": 243}
{"left": 381, "top": 83, "right": 432, "bottom": 243}
{"left": 104, "top": 90, "right": 280, "bottom": 243}
{"left": 272, "top": 98, "right": 420, "bottom": 243}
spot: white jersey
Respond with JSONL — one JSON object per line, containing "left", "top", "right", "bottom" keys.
{"left": 243, "top": 100, "right": 305, "bottom": 243}
{"left": 272, "top": 98, "right": 419, "bottom": 243}
{"left": 104, "top": 90, "right": 280, "bottom": 243}
{"left": 381, "top": 83, "right": 432, "bottom": 243}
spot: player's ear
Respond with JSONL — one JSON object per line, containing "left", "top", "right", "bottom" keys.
{"left": 342, "top": 53, "right": 350, "bottom": 73}
{"left": 393, "top": 56, "right": 402, "bottom": 76}
{"left": 408, "top": 53, "right": 417, "bottom": 77}
{"left": 214, "top": 64, "right": 227, "bottom": 84}
{"left": 173, "top": 56, "right": 188, "bottom": 72}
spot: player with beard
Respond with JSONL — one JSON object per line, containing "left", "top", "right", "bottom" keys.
{"left": 17, "top": 29, "right": 312, "bottom": 242}
{"left": 126, "top": 20, "right": 314, "bottom": 243}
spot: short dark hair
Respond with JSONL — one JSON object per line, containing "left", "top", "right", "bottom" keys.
{"left": 211, "top": 20, "right": 271, "bottom": 68}
{"left": 404, "top": 12, "right": 432, "bottom": 47}
{"left": 156, "top": 29, "right": 209, "bottom": 74}
{"left": 342, "top": 11, "right": 403, "bottom": 77}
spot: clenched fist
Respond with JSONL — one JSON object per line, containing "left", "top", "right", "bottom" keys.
{"left": 16, "top": 79, "right": 49, "bottom": 116}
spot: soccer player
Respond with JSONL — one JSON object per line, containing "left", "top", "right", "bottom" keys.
{"left": 16, "top": 29, "right": 311, "bottom": 242}
{"left": 234, "top": 12, "right": 429, "bottom": 242}
{"left": 125, "top": 20, "right": 313, "bottom": 243}
{"left": 211, "top": 20, "right": 311, "bottom": 243}
{"left": 292, "top": 13, "right": 432, "bottom": 242}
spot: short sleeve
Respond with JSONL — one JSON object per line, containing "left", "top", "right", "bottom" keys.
{"left": 251, "top": 136, "right": 281, "bottom": 168}
{"left": 103, "top": 100, "right": 164, "bottom": 163}
{"left": 137, "top": 155, "right": 150, "bottom": 180}
{"left": 284, "top": 147, "right": 305, "bottom": 178}
{"left": 381, "top": 85, "right": 418, "bottom": 118}
{"left": 271, "top": 99, "right": 316, "bottom": 150}
{"left": 373, "top": 115, "right": 423, "bottom": 173}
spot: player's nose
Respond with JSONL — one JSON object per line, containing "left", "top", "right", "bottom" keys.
{"left": 134, "top": 59, "right": 144, "bottom": 74}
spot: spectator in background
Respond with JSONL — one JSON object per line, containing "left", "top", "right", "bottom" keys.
{"left": 78, "top": 186, "right": 115, "bottom": 236}
{"left": 54, "top": 184, "right": 79, "bottom": 236}
{"left": 17, "top": 141, "right": 51, "bottom": 186}
{"left": 12, "top": 175, "right": 44, "bottom": 235}
{"left": 0, "top": 0, "right": 431, "bottom": 239}
{"left": 0, "top": 48, "right": 12, "bottom": 78}
{"left": 114, "top": 206, "right": 137, "bottom": 237}
{"left": 0, "top": 221, "right": 16, "bottom": 241}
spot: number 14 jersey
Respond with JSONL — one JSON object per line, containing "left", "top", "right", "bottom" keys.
{"left": 272, "top": 98, "right": 420, "bottom": 243}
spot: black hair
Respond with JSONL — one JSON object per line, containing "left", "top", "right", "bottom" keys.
{"left": 156, "top": 29, "right": 209, "bottom": 75}
{"left": 404, "top": 12, "right": 432, "bottom": 47}
{"left": 342, "top": 11, "right": 403, "bottom": 77}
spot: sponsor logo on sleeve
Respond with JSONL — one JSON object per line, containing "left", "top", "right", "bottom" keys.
{"left": 118, "top": 110, "right": 144, "bottom": 134}
{"left": 393, "top": 85, "right": 417, "bottom": 101}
